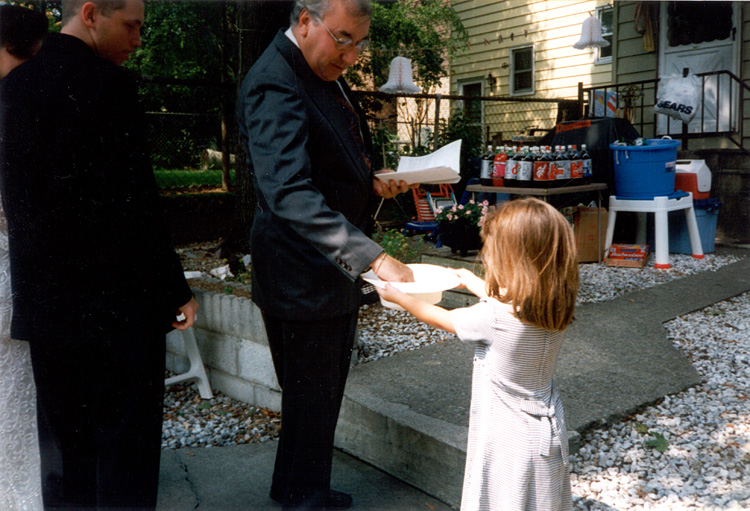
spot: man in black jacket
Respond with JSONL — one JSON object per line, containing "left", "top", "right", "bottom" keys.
{"left": 238, "top": 0, "right": 414, "bottom": 508}
{"left": 0, "top": 0, "right": 197, "bottom": 508}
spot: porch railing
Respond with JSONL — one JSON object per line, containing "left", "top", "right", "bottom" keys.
{"left": 579, "top": 69, "right": 750, "bottom": 153}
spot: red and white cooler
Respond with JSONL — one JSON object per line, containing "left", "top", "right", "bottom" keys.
{"left": 675, "top": 159, "right": 711, "bottom": 199}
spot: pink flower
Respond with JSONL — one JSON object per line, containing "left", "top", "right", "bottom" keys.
{"left": 458, "top": 204, "right": 464, "bottom": 210}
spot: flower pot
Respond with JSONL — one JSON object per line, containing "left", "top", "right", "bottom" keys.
{"left": 438, "top": 218, "right": 482, "bottom": 257}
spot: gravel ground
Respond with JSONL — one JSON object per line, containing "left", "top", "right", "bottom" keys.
{"left": 165, "top": 245, "right": 750, "bottom": 510}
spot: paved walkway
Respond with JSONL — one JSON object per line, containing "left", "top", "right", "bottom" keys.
{"left": 157, "top": 441, "right": 453, "bottom": 510}
{"left": 157, "top": 247, "right": 750, "bottom": 510}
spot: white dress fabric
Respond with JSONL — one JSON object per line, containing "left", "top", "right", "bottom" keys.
{"left": 451, "top": 298, "right": 572, "bottom": 511}
{"left": 0, "top": 199, "right": 43, "bottom": 511}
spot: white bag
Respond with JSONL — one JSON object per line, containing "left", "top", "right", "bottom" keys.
{"left": 654, "top": 74, "right": 701, "bottom": 124}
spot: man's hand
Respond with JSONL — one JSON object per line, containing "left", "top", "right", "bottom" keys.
{"left": 373, "top": 253, "right": 414, "bottom": 283}
{"left": 373, "top": 169, "right": 417, "bottom": 199}
{"left": 172, "top": 297, "right": 198, "bottom": 330}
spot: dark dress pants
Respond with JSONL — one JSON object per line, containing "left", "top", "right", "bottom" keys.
{"left": 29, "top": 326, "right": 166, "bottom": 511}
{"left": 263, "top": 310, "right": 358, "bottom": 509}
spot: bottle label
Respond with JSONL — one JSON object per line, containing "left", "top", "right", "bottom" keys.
{"left": 571, "top": 160, "right": 583, "bottom": 179}
{"left": 480, "top": 160, "right": 492, "bottom": 179}
{"left": 556, "top": 161, "right": 570, "bottom": 180}
{"left": 507, "top": 160, "right": 519, "bottom": 179}
{"left": 518, "top": 161, "right": 533, "bottom": 181}
{"left": 492, "top": 155, "right": 506, "bottom": 179}
{"left": 582, "top": 158, "right": 592, "bottom": 178}
{"left": 533, "top": 161, "right": 551, "bottom": 181}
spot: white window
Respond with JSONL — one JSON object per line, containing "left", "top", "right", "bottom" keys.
{"left": 596, "top": 6, "right": 614, "bottom": 64}
{"left": 510, "top": 46, "right": 534, "bottom": 95}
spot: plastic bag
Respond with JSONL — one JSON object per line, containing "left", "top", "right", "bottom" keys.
{"left": 654, "top": 74, "right": 701, "bottom": 124}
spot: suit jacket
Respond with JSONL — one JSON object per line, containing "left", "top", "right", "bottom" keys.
{"left": 237, "top": 31, "right": 383, "bottom": 320}
{"left": 0, "top": 34, "right": 192, "bottom": 342}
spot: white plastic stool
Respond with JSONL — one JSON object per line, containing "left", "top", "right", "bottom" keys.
{"left": 165, "top": 327, "right": 213, "bottom": 399}
{"left": 605, "top": 193, "right": 704, "bottom": 269}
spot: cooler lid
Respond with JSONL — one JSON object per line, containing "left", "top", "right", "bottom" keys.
{"left": 675, "top": 159, "right": 711, "bottom": 191}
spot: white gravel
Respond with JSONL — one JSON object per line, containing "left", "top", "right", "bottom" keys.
{"left": 165, "top": 249, "right": 750, "bottom": 510}
{"left": 570, "top": 290, "right": 750, "bottom": 511}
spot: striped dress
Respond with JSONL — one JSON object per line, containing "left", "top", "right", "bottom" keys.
{"left": 451, "top": 298, "right": 572, "bottom": 511}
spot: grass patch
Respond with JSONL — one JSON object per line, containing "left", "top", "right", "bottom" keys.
{"left": 154, "top": 168, "right": 236, "bottom": 190}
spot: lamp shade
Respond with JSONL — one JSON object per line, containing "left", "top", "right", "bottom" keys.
{"left": 573, "top": 16, "right": 611, "bottom": 49}
{"left": 379, "top": 56, "right": 422, "bottom": 93}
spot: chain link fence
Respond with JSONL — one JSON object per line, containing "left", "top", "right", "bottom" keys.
{"left": 355, "top": 90, "right": 579, "bottom": 183}
{"left": 142, "top": 86, "right": 578, "bottom": 192}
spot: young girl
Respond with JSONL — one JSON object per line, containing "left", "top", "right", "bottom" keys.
{"left": 377, "top": 197, "right": 579, "bottom": 511}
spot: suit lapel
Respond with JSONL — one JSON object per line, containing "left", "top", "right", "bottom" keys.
{"left": 274, "top": 33, "right": 372, "bottom": 187}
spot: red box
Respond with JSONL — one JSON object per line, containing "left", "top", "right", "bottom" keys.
{"left": 605, "top": 244, "right": 650, "bottom": 268}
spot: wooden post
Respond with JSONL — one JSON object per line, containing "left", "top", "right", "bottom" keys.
{"left": 433, "top": 94, "right": 441, "bottom": 151}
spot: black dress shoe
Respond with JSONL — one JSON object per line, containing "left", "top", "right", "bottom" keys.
{"left": 275, "top": 490, "right": 353, "bottom": 510}
{"left": 323, "top": 490, "right": 353, "bottom": 509}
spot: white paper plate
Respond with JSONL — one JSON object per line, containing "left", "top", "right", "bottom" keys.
{"left": 362, "top": 263, "right": 460, "bottom": 310}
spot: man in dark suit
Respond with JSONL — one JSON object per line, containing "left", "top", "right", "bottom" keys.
{"left": 0, "top": 0, "right": 197, "bottom": 508}
{"left": 237, "top": 0, "right": 414, "bottom": 508}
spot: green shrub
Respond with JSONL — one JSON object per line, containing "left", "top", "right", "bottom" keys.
{"left": 373, "top": 229, "right": 427, "bottom": 264}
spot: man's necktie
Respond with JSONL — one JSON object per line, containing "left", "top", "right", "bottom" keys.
{"left": 333, "top": 82, "right": 371, "bottom": 171}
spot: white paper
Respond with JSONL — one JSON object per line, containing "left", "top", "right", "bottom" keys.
{"left": 375, "top": 140, "right": 461, "bottom": 185}
{"left": 362, "top": 264, "right": 460, "bottom": 294}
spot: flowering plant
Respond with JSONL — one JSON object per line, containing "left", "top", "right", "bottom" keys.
{"left": 434, "top": 199, "right": 490, "bottom": 228}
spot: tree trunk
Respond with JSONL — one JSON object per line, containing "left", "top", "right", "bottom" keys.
{"left": 220, "top": 0, "right": 232, "bottom": 192}
{"left": 223, "top": 0, "right": 293, "bottom": 261}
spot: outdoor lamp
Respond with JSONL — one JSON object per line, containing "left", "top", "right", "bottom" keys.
{"left": 486, "top": 73, "right": 497, "bottom": 90}
{"left": 379, "top": 56, "right": 422, "bottom": 93}
{"left": 573, "top": 16, "right": 610, "bottom": 49}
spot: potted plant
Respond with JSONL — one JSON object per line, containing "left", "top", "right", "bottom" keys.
{"left": 435, "top": 199, "right": 490, "bottom": 256}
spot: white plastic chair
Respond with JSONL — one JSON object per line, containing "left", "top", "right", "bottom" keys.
{"left": 605, "top": 193, "right": 703, "bottom": 269}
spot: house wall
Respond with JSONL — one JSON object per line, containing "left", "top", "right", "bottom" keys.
{"left": 611, "top": 1, "right": 657, "bottom": 138}
{"left": 612, "top": 1, "right": 750, "bottom": 242}
{"left": 450, "top": 0, "right": 614, "bottom": 140}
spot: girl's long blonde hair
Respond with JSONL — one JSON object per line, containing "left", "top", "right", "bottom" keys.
{"left": 480, "top": 198, "right": 579, "bottom": 331}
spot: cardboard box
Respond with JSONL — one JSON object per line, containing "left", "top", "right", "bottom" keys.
{"left": 605, "top": 244, "right": 650, "bottom": 268}
{"left": 573, "top": 207, "right": 608, "bottom": 263}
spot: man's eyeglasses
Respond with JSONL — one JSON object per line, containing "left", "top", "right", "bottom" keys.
{"left": 314, "top": 16, "right": 369, "bottom": 52}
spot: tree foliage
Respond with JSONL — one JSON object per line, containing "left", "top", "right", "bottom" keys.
{"left": 347, "top": 0, "right": 467, "bottom": 92}
{"left": 125, "top": 0, "right": 237, "bottom": 115}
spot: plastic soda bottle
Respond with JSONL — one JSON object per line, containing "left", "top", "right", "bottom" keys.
{"left": 556, "top": 145, "right": 571, "bottom": 181}
{"left": 581, "top": 144, "right": 593, "bottom": 179}
{"left": 491, "top": 146, "right": 506, "bottom": 186}
{"left": 570, "top": 144, "right": 583, "bottom": 179}
{"left": 506, "top": 146, "right": 519, "bottom": 182}
{"left": 480, "top": 144, "right": 493, "bottom": 186}
{"left": 517, "top": 146, "right": 533, "bottom": 184}
{"left": 533, "top": 146, "right": 553, "bottom": 186}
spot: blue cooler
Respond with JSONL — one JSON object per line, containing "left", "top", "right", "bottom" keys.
{"left": 610, "top": 139, "right": 681, "bottom": 199}
{"left": 648, "top": 198, "right": 720, "bottom": 254}
{"left": 668, "top": 198, "right": 720, "bottom": 254}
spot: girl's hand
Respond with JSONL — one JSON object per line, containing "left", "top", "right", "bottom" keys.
{"left": 454, "top": 268, "right": 478, "bottom": 288}
{"left": 375, "top": 282, "right": 408, "bottom": 305}
{"left": 454, "top": 268, "right": 489, "bottom": 299}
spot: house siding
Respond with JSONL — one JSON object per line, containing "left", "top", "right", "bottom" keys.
{"left": 451, "top": 0, "right": 614, "bottom": 143}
